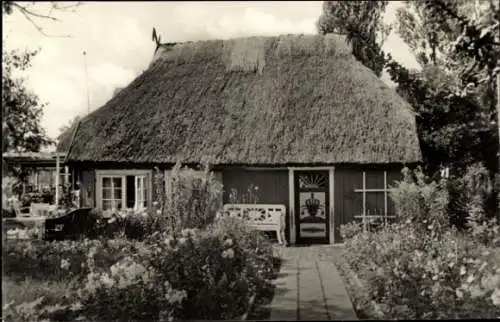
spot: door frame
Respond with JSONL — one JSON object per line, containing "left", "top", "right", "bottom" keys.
{"left": 288, "top": 167, "right": 335, "bottom": 245}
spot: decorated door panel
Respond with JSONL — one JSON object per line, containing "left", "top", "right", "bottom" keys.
{"left": 294, "top": 171, "right": 330, "bottom": 244}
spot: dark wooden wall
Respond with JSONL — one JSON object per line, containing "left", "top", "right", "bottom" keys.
{"left": 334, "top": 167, "right": 403, "bottom": 243}
{"left": 73, "top": 162, "right": 409, "bottom": 245}
{"left": 222, "top": 169, "right": 290, "bottom": 240}
{"left": 79, "top": 168, "right": 95, "bottom": 208}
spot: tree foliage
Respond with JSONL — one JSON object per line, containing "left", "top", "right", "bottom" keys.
{"left": 317, "top": 0, "right": 499, "bottom": 223}
{"left": 386, "top": 0, "right": 499, "bottom": 177}
{"left": 2, "top": 1, "right": 81, "bottom": 37}
{"left": 2, "top": 48, "right": 52, "bottom": 153}
{"left": 317, "top": 1, "right": 390, "bottom": 77}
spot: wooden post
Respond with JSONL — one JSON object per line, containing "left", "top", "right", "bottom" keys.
{"left": 64, "top": 166, "right": 69, "bottom": 185}
{"left": 329, "top": 167, "right": 335, "bottom": 244}
{"left": 288, "top": 169, "right": 295, "bottom": 245}
{"left": 55, "top": 153, "right": 60, "bottom": 207}
{"left": 362, "top": 171, "right": 367, "bottom": 233}
{"left": 497, "top": 73, "right": 500, "bottom": 214}
{"left": 384, "top": 171, "right": 388, "bottom": 225}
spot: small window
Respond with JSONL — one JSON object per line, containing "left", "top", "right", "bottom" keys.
{"left": 101, "top": 176, "right": 123, "bottom": 211}
{"left": 97, "top": 172, "right": 150, "bottom": 212}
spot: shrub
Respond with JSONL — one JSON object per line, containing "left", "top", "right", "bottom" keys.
{"left": 2, "top": 238, "right": 137, "bottom": 281}
{"left": 3, "top": 217, "right": 277, "bottom": 321}
{"left": 389, "top": 167, "right": 449, "bottom": 236}
{"left": 140, "top": 217, "right": 275, "bottom": 320}
{"left": 340, "top": 167, "right": 500, "bottom": 319}
{"left": 447, "top": 163, "right": 497, "bottom": 229}
{"left": 164, "top": 163, "right": 223, "bottom": 233}
{"left": 77, "top": 255, "right": 186, "bottom": 322}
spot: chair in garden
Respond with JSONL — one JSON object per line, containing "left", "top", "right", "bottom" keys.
{"left": 2, "top": 220, "right": 27, "bottom": 240}
{"left": 7, "top": 198, "right": 30, "bottom": 217}
{"left": 29, "top": 203, "right": 53, "bottom": 217}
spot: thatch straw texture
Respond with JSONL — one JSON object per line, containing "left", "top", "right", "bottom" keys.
{"left": 57, "top": 122, "right": 79, "bottom": 154}
{"left": 66, "top": 34, "right": 421, "bottom": 165}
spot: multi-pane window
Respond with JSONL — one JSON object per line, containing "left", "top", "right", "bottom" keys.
{"left": 354, "top": 171, "right": 397, "bottom": 231}
{"left": 96, "top": 171, "right": 150, "bottom": 212}
{"left": 102, "top": 177, "right": 124, "bottom": 211}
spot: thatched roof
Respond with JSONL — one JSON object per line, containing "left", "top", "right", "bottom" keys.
{"left": 66, "top": 34, "right": 422, "bottom": 165}
{"left": 56, "top": 121, "right": 79, "bottom": 154}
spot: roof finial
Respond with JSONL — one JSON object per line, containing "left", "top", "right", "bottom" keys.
{"left": 152, "top": 27, "right": 161, "bottom": 53}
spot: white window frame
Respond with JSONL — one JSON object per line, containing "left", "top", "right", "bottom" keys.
{"left": 96, "top": 170, "right": 152, "bottom": 213}
{"left": 101, "top": 175, "right": 125, "bottom": 211}
{"left": 134, "top": 175, "right": 147, "bottom": 211}
{"left": 354, "top": 171, "right": 396, "bottom": 232}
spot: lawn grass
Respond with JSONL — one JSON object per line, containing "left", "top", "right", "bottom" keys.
{"left": 2, "top": 276, "right": 78, "bottom": 309}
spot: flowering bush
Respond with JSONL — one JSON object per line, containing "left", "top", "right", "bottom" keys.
{"left": 162, "top": 163, "right": 223, "bottom": 233}
{"left": 77, "top": 255, "right": 187, "bottom": 321}
{"left": 140, "top": 217, "right": 275, "bottom": 320}
{"left": 95, "top": 207, "right": 161, "bottom": 240}
{"left": 341, "top": 167, "right": 500, "bottom": 319}
{"left": 3, "top": 217, "right": 277, "bottom": 321}
{"left": 3, "top": 238, "right": 137, "bottom": 281}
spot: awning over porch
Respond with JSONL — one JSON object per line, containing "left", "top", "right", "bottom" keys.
{"left": 2, "top": 152, "right": 67, "bottom": 166}
{"left": 3, "top": 152, "right": 68, "bottom": 206}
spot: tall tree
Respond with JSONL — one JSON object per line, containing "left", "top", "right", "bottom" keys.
{"left": 316, "top": 0, "right": 499, "bottom": 223}
{"left": 317, "top": 0, "right": 391, "bottom": 77}
{"left": 2, "top": 48, "right": 52, "bottom": 153}
{"left": 2, "top": 1, "right": 83, "bottom": 153}
{"left": 386, "top": 0, "right": 499, "bottom": 224}
{"left": 387, "top": 0, "right": 499, "bottom": 177}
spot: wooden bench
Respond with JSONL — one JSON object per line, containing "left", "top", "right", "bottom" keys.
{"left": 219, "top": 204, "right": 287, "bottom": 245}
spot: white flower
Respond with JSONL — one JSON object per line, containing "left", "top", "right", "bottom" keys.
{"left": 491, "top": 288, "right": 500, "bottom": 307}
{"left": 460, "top": 265, "right": 467, "bottom": 276}
{"left": 181, "top": 228, "right": 196, "bottom": 238}
{"left": 153, "top": 201, "right": 159, "bottom": 207}
{"left": 70, "top": 302, "right": 83, "bottom": 312}
{"left": 100, "top": 273, "right": 115, "bottom": 288}
{"left": 178, "top": 237, "right": 187, "bottom": 245}
{"left": 156, "top": 210, "right": 162, "bottom": 215}
{"left": 469, "top": 285, "right": 485, "bottom": 299}
{"left": 223, "top": 238, "right": 233, "bottom": 247}
{"left": 60, "top": 259, "right": 70, "bottom": 270}
{"left": 164, "top": 236, "right": 174, "bottom": 246}
{"left": 222, "top": 248, "right": 234, "bottom": 259}
{"left": 456, "top": 288, "right": 464, "bottom": 299}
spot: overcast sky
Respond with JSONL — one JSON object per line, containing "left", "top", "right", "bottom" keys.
{"left": 3, "top": 1, "right": 419, "bottom": 140}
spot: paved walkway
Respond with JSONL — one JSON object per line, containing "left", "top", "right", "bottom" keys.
{"left": 269, "top": 246, "right": 358, "bottom": 321}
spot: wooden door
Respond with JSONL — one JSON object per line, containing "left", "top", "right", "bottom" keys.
{"left": 294, "top": 171, "right": 330, "bottom": 244}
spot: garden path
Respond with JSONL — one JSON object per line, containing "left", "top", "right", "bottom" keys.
{"left": 268, "top": 245, "right": 358, "bottom": 321}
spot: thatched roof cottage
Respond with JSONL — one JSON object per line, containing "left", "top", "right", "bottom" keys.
{"left": 61, "top": 34, "right": 421, "bottom": 244}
